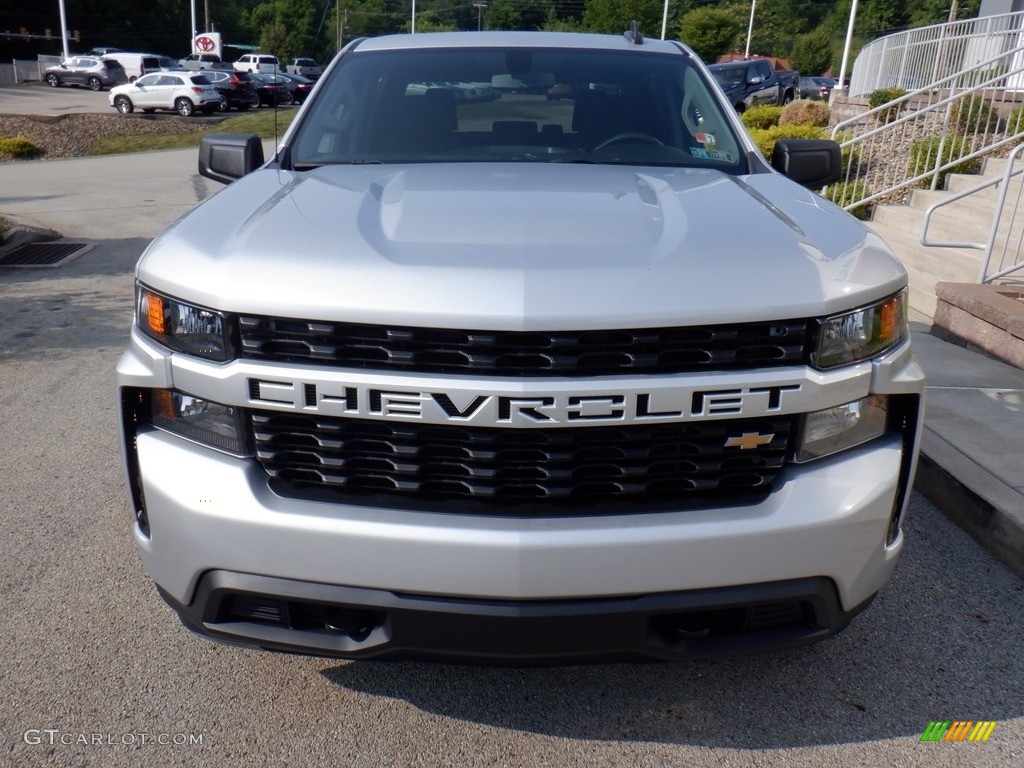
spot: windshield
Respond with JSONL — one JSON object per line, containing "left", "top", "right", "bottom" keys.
{"left": 289, "top": 46, "right": 745, "bottom": 172}
{"left": 711, "top": 67, "right": 746, "bottom": 88}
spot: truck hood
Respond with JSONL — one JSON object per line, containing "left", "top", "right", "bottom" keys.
{"left": 140, "top": 163, "right": 906, "bottom": 329}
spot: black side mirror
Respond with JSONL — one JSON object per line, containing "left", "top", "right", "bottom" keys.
{"left": 199, "top": 134, "right": 265, "bottom": 184}
{"left": 771, "top": 139, "right": 842, "bottom": 188}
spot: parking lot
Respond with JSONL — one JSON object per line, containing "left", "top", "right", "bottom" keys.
{"left": 1, "top": 85, "right": 1022, "bottom": 767}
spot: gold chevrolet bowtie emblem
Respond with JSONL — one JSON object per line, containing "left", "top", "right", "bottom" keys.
{"left": 724, "top": 432, "right": 775, "bottom": 450}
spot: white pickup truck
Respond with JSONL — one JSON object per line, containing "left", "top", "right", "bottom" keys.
{"left": 285, "top": 57, "right": 323, "bottom": 79}
{"left": 117, "top": 29, "right": 924, "bottom": 664}
{"left": 178, "top": 53, "right": 232, "bottom": 71}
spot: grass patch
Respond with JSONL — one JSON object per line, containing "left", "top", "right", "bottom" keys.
{"left": 86, "top": 111, "right": 298, "bottom": 156}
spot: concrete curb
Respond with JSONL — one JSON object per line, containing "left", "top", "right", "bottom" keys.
{"left": 917, "top": 431, "right": 1024, "bottom": 578}
{"left": 0, "top": 221, "right": 60, "bottom": 254}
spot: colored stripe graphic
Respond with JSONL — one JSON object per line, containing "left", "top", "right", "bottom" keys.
{"left": 969, "top": 722, "right": 997, "bottom": 742}
{"left": 944, "top": 721, "right": 973, "bottom": 741}
{"left": 920, "top": 721, "right": 996, "bottom": 742}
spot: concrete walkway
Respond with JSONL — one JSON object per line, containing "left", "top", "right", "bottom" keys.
{"left": 1, "top": 148, "right": 1021, "bottom": 578}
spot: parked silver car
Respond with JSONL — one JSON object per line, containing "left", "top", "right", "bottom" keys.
{"left": 44, "top": 56, "right": 128, "bottom": 91}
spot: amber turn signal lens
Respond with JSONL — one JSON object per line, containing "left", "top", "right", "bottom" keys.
{"left": 146, "top": 291, "right": 166, "bottom": 335}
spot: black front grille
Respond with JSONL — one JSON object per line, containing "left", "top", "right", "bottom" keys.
{"left": 239, "top": 317, "right": 813, "bottom": 376}
{"left": 253, "top": 412, "right": 795, "bottom": 512}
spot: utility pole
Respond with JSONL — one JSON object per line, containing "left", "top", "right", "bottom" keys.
{"left": 337, "top": 6, "right": 347, "bottom": 52}
{"left": 472, "top": 1, "right": 487, "bottom": 31}
{"left": 58, "top": 0, "right": 69, "bottom": 58}
{"left": 948, "top": 0, "right": 959, "bottom": 23}
{"left": 744, "top": 0, "right": 756, "bottom": 58}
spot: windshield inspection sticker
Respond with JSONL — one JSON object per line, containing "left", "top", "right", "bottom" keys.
{"left": 691, "top": 147, "right": 733, "bottom": 162}
{"left": 695, "top": 132, "right": 716, "bottom": 146}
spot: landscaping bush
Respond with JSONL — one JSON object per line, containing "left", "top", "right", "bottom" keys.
{"left": 832, "top": 130, "right": 859, "bottom": 175}
{"left": 780, "top": 99, "right": 830, "bottom": 127}
{"left": 0, "top": 136, "right": 41, "bottom": 159}
{"left": 1008, "top": 104, "right": 1024, "bottom": 135}
{"left": 868, "top": 87, "right": 907, "bottom": 123}
{"left": 823, "top": 180, "right": 870, "bottom": 220}
{"left": 747, "top": 123, "right": 827, "bottom": 160}
{"left": 909, "top": 134, "right": 979, "bottom": 189}
{"left": 741, "top": 105, "right": 783, "bottom": 130}
{"left": 949, "top": 94, "right": 999, "bottom": 133}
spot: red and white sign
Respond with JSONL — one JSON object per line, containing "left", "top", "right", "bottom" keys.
{"left": 193, "top": 32, "right": 221, "bottom": 58}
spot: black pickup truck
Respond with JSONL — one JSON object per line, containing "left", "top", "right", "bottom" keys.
{"left": 708, "top": 59, "right": 799, "bottom": 112}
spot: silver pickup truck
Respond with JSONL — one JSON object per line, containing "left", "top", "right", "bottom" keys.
{"left": 117, "top": 28, "right": 924, "bottom": 663}
{"left": 285, "top": 57, "right": 323, "bottom": 79}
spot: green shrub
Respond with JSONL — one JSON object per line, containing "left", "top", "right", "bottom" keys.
{"left": 832, "top": 130, "right": 859, "bottom": 175}
{"left": 949, "top": 94, "right": 998, "bottom": 133}
{"left": 823, "top": 180, "right": 870, "bottom": 220}
{"left": 1008, "top": 104, "right": 1024, "bottom": 135}
{"left": 0, "top": 136, "right": 41, "bottom": 159}
{"left": 868, "top": 87, "right": 907, "bottom": 123}
{"left": 780, "top": 99, "right": 830, "bottom": 127}
{"left": 747, "top": 123, "right": 828, "bottom": 160}
{"left": 909, "top": 135, "right": 979, "bottom": 189}
{"left": 741, "top": 105, "right": 783, "bottom": 130}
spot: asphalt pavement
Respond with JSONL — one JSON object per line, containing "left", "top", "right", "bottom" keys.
{"left": 1, "top": 112, "right": 1022, "bottom": 766}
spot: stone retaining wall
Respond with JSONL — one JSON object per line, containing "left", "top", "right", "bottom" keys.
{"left": 933, "top": 282, "right": 1024, "bottom": 369}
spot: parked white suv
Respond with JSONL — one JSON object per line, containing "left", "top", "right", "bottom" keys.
{"left": 118, "top": 30, "right": 924, "bottom": 663}
{"left": 233, "top": 53, "right": 280, "bottom": 74}
{"left": 109, "top": 71, "right": 221, "bottom": 116}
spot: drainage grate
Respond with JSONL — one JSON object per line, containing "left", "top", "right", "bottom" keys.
{"left": 0, "top": 242, "right": 91, "bottom": 268}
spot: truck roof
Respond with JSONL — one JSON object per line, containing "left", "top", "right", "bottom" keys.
{"left": 352, "top": 30, "right": 691, "bottom": 55}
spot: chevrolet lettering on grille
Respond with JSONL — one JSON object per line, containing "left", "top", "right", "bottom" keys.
{"left": 247, "top": 377, "right": 802, "bottom": 427}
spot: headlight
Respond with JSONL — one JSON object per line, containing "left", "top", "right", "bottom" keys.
{"left": 152, "top": 389, "right": 249, "bottom": 455}
{"left": 137, "top": 285, "right": 235, "bottom": 362}
{"left": 813, "top": 291, "right": 907, "bottom": 369}
{"left": 794, "top": 395, "right": 888, "bottom": 463}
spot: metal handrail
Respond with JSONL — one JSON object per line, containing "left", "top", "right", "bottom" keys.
{"left": 920, "top": 142, "right": 1024, "bottom": 283}
{"left": 827, "top": 36, "right": 1024, "bottom": 213}
{"left": 850, "top": 10, "right": 1024, "bottom": 96}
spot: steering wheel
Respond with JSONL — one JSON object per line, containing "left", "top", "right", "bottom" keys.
{"left": 594, "top": 132, "right": 664, "bottom": 150}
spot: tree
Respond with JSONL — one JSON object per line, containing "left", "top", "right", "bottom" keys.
{"left": 791, "top": 29, "right": 833, "bottom": 76}
{"left": 542, "top": 7, "right": 582, "bottom": 31}
{"left": 679, "top": 7, "right": 743, "bottom": 64}
{"left": 582, "top": 0, "right": 663, "bottom": 36}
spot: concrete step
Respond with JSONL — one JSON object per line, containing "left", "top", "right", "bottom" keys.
{"left": 874, "top": 202, "right": 1024, "bottom": 250}
{"left": 871, "top": 205, "right": 987, "bottom": 245}
{"left": 945, "top": 171, "right": 1024, "bottom": 198}
{"left": 907, "top": 188, "right": 1000, "bottom": 217}
{"left": 868, "top": 223, "right": 984, "bottom": 321}
{"left": 980, "top": 156, "right": 1023, "bottom": 176}
{"left": 875, "top": 226, "right": 983, "bottom": 283}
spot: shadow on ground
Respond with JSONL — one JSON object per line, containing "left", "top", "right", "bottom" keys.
{"left": 0, "top": 237, "right": 145, "bottom": 361}
{"left": 322, "top": 496, "right": 1023, "bottom": 749}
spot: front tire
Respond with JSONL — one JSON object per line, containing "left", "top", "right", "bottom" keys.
{"left": 46, "top": 73, "right": 60, "bottom": 87}
{"left": 88, "top": 76, "right": 102, "bottom": 91}
{"left": 114, "top": 95, "right": 133, "bottom": 114}
{"left": 175, "top": 98, "right": 195, "bottom": 117}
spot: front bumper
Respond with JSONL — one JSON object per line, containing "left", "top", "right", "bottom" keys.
{"left": 118, "top": 333, "right": 924, "bottom": 662}
{"left": 164, "top": 571, "right": 873, "bottom": 662}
